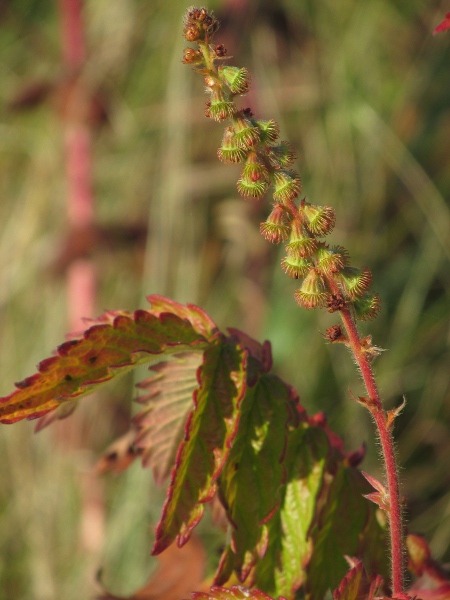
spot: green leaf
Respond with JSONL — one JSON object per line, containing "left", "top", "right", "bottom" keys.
{"left": 215, "top": 374, "right": 298, "bottom": 584}
{"left": 333, "top": 559, "right": 384, "bottom": 600}
{"left": 0, "top": 296, "right": 218, "bottom": 424}
{"left": 305, "top": 465, "right": 387, "bottom": 600}
{"left": 254, "top": 425, "right": 330, "bottom": 598}
{"left": 152, "top": 342, "right": 247, "bottom": 554}
{"left": 133, "top": 351, "right": 204, "bottom": 485}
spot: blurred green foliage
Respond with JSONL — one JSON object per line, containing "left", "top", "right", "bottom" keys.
{"left": 0, "top": 0, "right": 449, "bottom": 598}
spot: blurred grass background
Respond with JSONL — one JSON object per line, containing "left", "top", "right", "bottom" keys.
{"left": 0, "top": 0, "right": 449, "bottom": 597}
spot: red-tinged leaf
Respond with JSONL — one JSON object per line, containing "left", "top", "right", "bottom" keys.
{"left": 0, "top": 298, "right": 216, "bottom": 424}
{"left": 152, "top": 342, "right": 247, "bottom": 554}
{"left": 254, "top": 425, "right": 330, "bottom": 598}
{"left": 133, "top": 352, "right": 204, "bottom": 485}
{"left": 305, "top": 466, "right": 388, "bottom": 600}
{"left": 147, "top": 295, "right": 219, "bottom": 341}
{"left": 333, "top": 559, "right": 383, "bottom": 600}
{"left": 191, "top": 585, "right": 282, "bottom": 600}
{"left": 215, "top": 374, "right": 299, "bottom": 585}
{"left": 433, "top": 12, "right": 450, "bottom": 35}
{"left": 407, "top": 534, "right": 450, "bottom": 600}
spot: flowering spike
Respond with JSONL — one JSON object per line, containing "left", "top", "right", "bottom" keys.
{"left": 302, "top": 204, "right": 336, "bottom": 236}
{"left": 217, "top": 127, "right": 248, "bottom": 163}
{"left": 218, "top": 66, "right": 251, "bottom": 95}
{"left": 352, "top": 293, "right": 381, "bottom": 321}
{"left": 339, "top": 267, "right": 372, "bottom": 298}
{"left": 281, "top": 255, "right": 312, "bottom": 279}
{"left": 255, "top": 119, "right": 280, "bottom": 144}
{"left": 271, "top": 170, "right": 302, "bottom": 203}
{"left": 294, "top": 271, "right": 329, "bottom": 309}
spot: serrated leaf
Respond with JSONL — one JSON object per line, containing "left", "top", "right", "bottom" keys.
{"left": 133, "top": 352, "right": 204, "bottom": 485}
{"left": 152, "top": 342, "right": 247, "bottom": 554}
{"left": 215, "top": 374, "right": 298, "bottom": 585}
{"left": 0, "top": 296, "right": 217, "bottom": 424}
{"left": 333, "top": 559, "right": 383, "bottom": 600}
{"left": 254, "top": 425, "right": 330, "bottom": 598}
{"left": 305, "top": 465, "right": 388, "bottom": 600}
{"left": 192, "top": 586, "right": 279, "bottom": 600}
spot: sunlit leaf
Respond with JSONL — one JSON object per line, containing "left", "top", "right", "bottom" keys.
{"left": 215, "top": 374, "right": 298, "bottom": 584}
{"left": 254, "top": 425, "right": 329, "bottom": 598}
{"left": 152, "top": 342, "right": 247, "bottom": 554}
{"left": 0, "top": 296, "right": 217, "bottom": 424}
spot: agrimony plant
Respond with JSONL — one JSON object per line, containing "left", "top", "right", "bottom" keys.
{"left": 1, "top": 7, "right": 449, "bottom": 600}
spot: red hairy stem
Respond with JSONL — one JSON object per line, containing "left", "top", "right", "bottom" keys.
{"left": 329, "top": 279, "right": 404, "bottom": 593}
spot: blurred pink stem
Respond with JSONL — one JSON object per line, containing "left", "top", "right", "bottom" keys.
{"left": 59, "top": 0, "right": 96, "bottom": 331}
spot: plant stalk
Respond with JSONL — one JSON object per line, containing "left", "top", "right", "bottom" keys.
{"left": 338, "top": 301, "right": 404, "bottom": 594}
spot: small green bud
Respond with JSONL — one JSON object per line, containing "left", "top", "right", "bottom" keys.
{"left": 237, "top": 177, "right": 269, "bottom": 199}
{"left": 295, "top": 271, "right": 329, "bottom": 309}
{"left": 241, "top": 157, "right": 270, "bottom": 183}
{"left": 281, "top": 255, "right": 312, "bottom": 279}
{"left": 285, "top": 218, "right": 317, "bottom": 258}
{"left": 231, "top": 115, "right": 261, "bottom": 148}
{"left": 315, "top": 244, "right": 345, "bottom": 276}
{"left": 217, "top": 127, "right": 248, "bottom": 163}
{"left": 260, "top": 203, "right": 292, "bottom": 243}
{"left": 218, "top": 66, "right": 251, "bottom": 94}
{"left": 302, "top": 203, "right": 336, "bottom": 236}
{"left": 266, "top": 141, "right": 297, "bottom": 168}
{"left": 208, "top": 91, "right": 236, "bottom": 121}
{"left": 271, "top": 170, "right": 302, "bottom": 202}
{"left": 352, "top": 293, "right": 381, "bottom": 321}
{"left": 339, "top": 267, "right": 372, "bottom": 298}
{"left": 255, "top": 120, "right": 280, "bottom": 144}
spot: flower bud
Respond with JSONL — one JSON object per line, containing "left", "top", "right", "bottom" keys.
{"left": 315, "top": 244, "right": 345, "bottom": 276}
{"left": 266, "top": 141, "right": 297, "bottom": 168}
{"left": 338, "top": 267, "right": 372, "bottom": 298}
{"left": 208, "top": 90, "right": 236, "bottom": 122}
{"left": 271, "top": 170, "right": 302, "bottom": 202}
{"left": 255, "top": 120, "right": 280, "bottom": 144}
{"left": 237, "top": 176, "right": 269, "bottom": 199}
{"left": 218, "top": 66, "right": 251, "bottom": 95}
{"left": 231, "top": 115, "right": 261, "bottom": 148}
{"left": 285, "top": 218, "right": 317, "bottom": 258}
{"left": 352, "top": 293, "right": 381, "bottom": 321}
{"left": 182, "top": 47, "right": 203, "bottom": 65}
{"left": 260, "top": 208, "right": 292, "bottom": 245}
{"left": 281, "top": 255, "right": 312, "bottom": 279}
{"left": 217, "top": 127, "right": 248, "bottom": 163}
{"left": 295, "top": 271, "right": 329, "bottom": 309}
{"left": 302, "top": 203, "right": 336, "bottom": 236}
